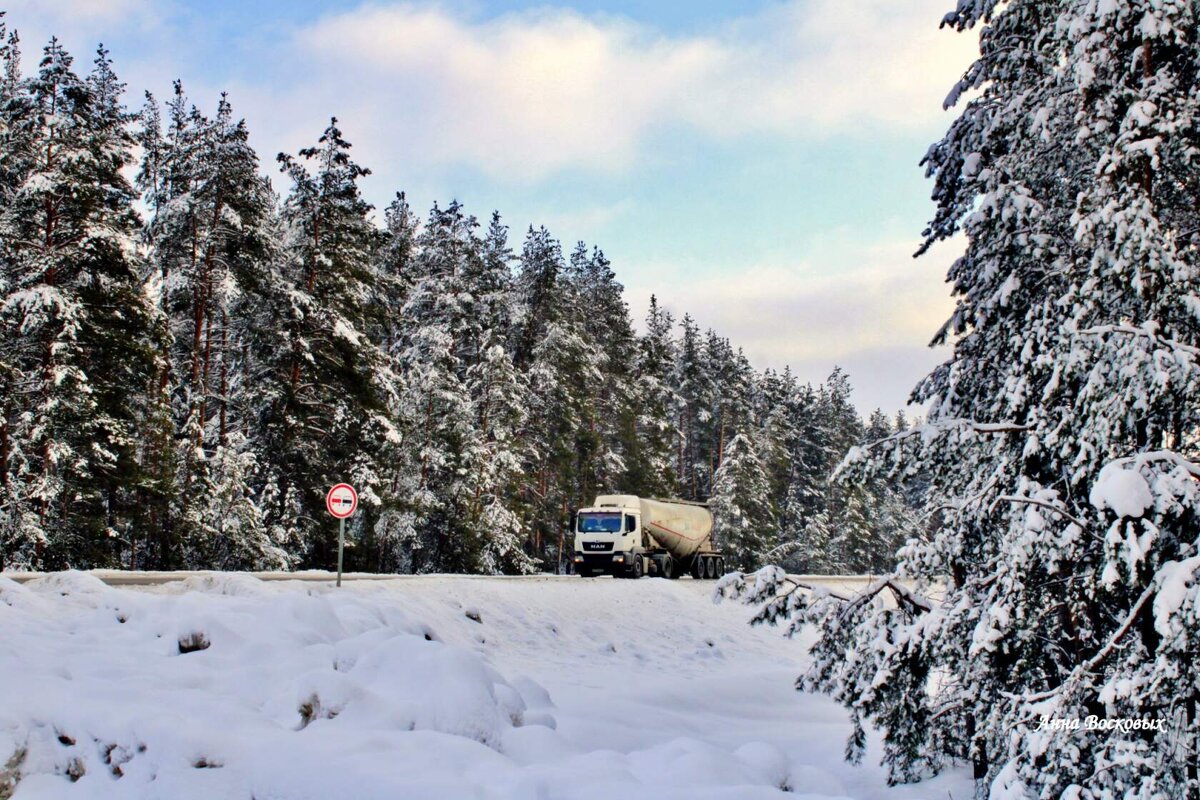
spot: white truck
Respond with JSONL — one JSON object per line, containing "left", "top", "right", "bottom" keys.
{"left": 571, "top": 494, "right": 725, "bottom": 579}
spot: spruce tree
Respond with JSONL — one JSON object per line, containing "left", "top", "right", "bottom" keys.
{"left": 466, "top": 339, "right": 536, "bottom": 574}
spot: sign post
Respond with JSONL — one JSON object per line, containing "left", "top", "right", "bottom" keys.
{"left": 325, "top": 483, "right": 358, "bottom": 587}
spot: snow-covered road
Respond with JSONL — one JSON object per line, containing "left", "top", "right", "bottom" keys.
{"left": 0, "top": 572, "right": 970, "bottom": 799}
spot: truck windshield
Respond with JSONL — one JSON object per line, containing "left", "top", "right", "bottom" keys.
{"left": 577, "top": 512, "right": 623, "bottom": 533}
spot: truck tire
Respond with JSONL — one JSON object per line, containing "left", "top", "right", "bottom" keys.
{"left": 705, "top": 557, "right": 716, "bottom": 579}
{"left": 691, "top": 557, "right": 703, "bottom": 579}
{"left": 716, "top": 558, "right": 725, "bottom": 576}
{"left": 633, "top": 555, "right": 644, "bottom": 579}
{"left": 662, "top": 555, "right": 678, "bottom": 579}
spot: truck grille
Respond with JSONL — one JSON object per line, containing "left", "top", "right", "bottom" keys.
{"left": 582, "top": 541, "right": 614, "bottom": 552}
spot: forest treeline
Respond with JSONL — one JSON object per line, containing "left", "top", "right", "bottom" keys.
{"left": 0, "top": 22, "right": 918, "bottom": 574}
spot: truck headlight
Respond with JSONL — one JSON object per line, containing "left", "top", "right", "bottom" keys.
{"left": 613, "top": 555, "right": 625, "bottom": 563}
{"left": 573, "top": 555, "right": 584, "bottom": 562}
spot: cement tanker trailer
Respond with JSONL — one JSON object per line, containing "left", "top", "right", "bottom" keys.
{"left": 571, "top": 495, "right": 725, "bottom": 579}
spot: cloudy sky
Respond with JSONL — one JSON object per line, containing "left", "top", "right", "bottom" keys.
{"left": 4, "top": 0, "right": 978, "bottom": 413}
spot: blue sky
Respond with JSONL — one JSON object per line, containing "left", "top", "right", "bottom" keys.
{"left": 4, "top": 0, "right": 977, "bottom": 414}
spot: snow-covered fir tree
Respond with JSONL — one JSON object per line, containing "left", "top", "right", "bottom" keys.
{"left": 466, "top": 339, "right": 536, "bottom": 574}
{"left": 260, "top": 119, "right": 400, "bottom": 568}
{"left": 0, "top": 40, "right": 163, "bottom": 569}
{"left": 674, "top": 313, "right": 716, "bottom": 499}
{"left": 627, "top": 295, "right": 680, "bottom": 498}
{"left": 136, "top": 85, "right": 282, "bottom": 569}
{"left": 0, "top": 11, "right": 922, "bottom": 582}
{"left": 394, "top": 201, "right": 489, "bottom": 573}
{"left": 517, "top": 227, "right": 607, "bottom": 566}
{"left": 724, "top": 2, "right": 1200, "bottom": 797}
{"left": 710, "top": 432, "right": 778, "bottom": 571}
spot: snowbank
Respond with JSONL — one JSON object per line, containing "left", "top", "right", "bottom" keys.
{"left": 0, "top": 572, "right": 969, "bottom": 799}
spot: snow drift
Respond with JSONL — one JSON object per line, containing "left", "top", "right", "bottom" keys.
{"left": 0, "top": 572, "right": 969, "bottom": 799}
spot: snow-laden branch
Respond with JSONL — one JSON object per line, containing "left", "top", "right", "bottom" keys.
{"left": 872, "top": 417, "right": 1032, "bottom": 448}
{"left": 928, "top": 475, "right": 1001, "bottom": 522}
{"left": 990, "top": 495, "right": 1090, "bottom": 530}
{"left": 1107, "top": 450, "right": 1200, "bottom": 479}
{"left": 1013, "top": 583, "right": 1156, "bottom": 704}
{"left": 837, "top": 578, "right": 935, "bottom": 618}
{"left": 837, "top": 417, "right": 1030, "bottom": 477}
{"left": 1077, "top": 325, "right": 1200, "bottom": 359}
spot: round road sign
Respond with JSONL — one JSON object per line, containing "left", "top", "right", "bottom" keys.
{"left": 326, "top": 483, "right": 358, "bottom": 519}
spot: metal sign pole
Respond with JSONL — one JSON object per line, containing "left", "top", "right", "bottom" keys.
{"left": 326, "top": 483, "right": 356, "bottom": 588}
{"left": 337, "top": 517, "right": 345, "bottom": 588}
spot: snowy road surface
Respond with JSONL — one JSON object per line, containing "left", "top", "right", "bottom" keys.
{"left": 0, "top": 572, "right": 971, "bottom": 799}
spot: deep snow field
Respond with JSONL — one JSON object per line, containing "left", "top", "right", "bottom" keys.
{"left": 0, "top": 572, "right": 971, "bottom": 799}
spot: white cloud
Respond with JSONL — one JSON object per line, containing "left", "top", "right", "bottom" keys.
{"left": 624, "top": 237, "right": 963, "bottom": 413}
{"left": 2, "top": 0, "right": 162, "bottom": 35}
{"left": 267, "top": 0, "right": 979, "bottom": 179}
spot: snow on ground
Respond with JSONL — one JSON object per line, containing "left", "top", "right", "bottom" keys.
{"left": 0, "top": 572, "right": 971, "bottom": 799}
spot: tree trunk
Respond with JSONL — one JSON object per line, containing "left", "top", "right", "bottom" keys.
{"left": 0, "top": 397, "right": 9, "bottom": 491}
{"left": 219, "top": 309, "right": 228, "bottom": 445}
{"left": 189, "top": 215, "right": 206, "bottom": 448}
{"left": 199, "top": 284, "right": 214, "bottom": 449}
{"left": 197, "top": 192, "right": 224, "bottom": 449}
{"left": 1187, "top": 697, "right": 1198, "bottom": 800}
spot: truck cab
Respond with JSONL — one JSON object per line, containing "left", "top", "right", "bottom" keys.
{"left": 572, "top": 496, "right": 644, "bottom": 578}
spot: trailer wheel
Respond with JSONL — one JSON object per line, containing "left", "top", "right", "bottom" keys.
{"left": 704, "top": 557, "right": 716, "bottom": 579}
{"left": 663, "top": 556, "right": 679, "bottom": 579}
{"left": 691, "top": 557, "right": 704, "bottom": 579}
{"left": 716, "top": 558, "right": 725, "bottom": 576}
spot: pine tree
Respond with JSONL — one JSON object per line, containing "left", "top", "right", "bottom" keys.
{"left": 370, "top": 191, "right": 419, "bottom": 354}
{"left": 136, "top": 86, "right": 283, "bottom": 568}
{"left": 260, "top": 119, "right": 399, "bottom": 568}
{"left": 393, "top": 201, "right": 488, "bottom": 573}
{"left": 466, "top": 339, "right": 536, "bottom": 574}
{"left": 727, "top": 2, "right": 1200, "bottom": 796}
{"left": 710, "top": 431, "right": 777, "bottom": 571}
{"left": 568, "top": 242, "right": 633, "bottom": 497}
{"left": 0, "top": 16, "right": 28, "bottom": 567}
{"left": 517, "top": 227, "right": 604, "bottom": 566}
{"left": 674, "top": 313, "right": 714, "bottom": 499}
{"left": 472, "top": 211, "right": 517, "bottom": 356}
{"left": 0, "top": 41, "right": 163, "bottom": 568}
{"left": 627, "top": 295, "right": 680, "bottom": 497}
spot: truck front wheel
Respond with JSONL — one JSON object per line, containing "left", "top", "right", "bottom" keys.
{"left": 633, "top": 555, "right": 644, "bottom": 579}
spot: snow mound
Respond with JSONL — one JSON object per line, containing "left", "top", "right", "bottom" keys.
{"left": 1090, "top": 462, "right": 1154, "bottom": 518}
{"left": 0, "top": 572, "right": 968, "bottom": 799}
{"left": 0, "top": 572, "right": 548, "bottom": 798}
